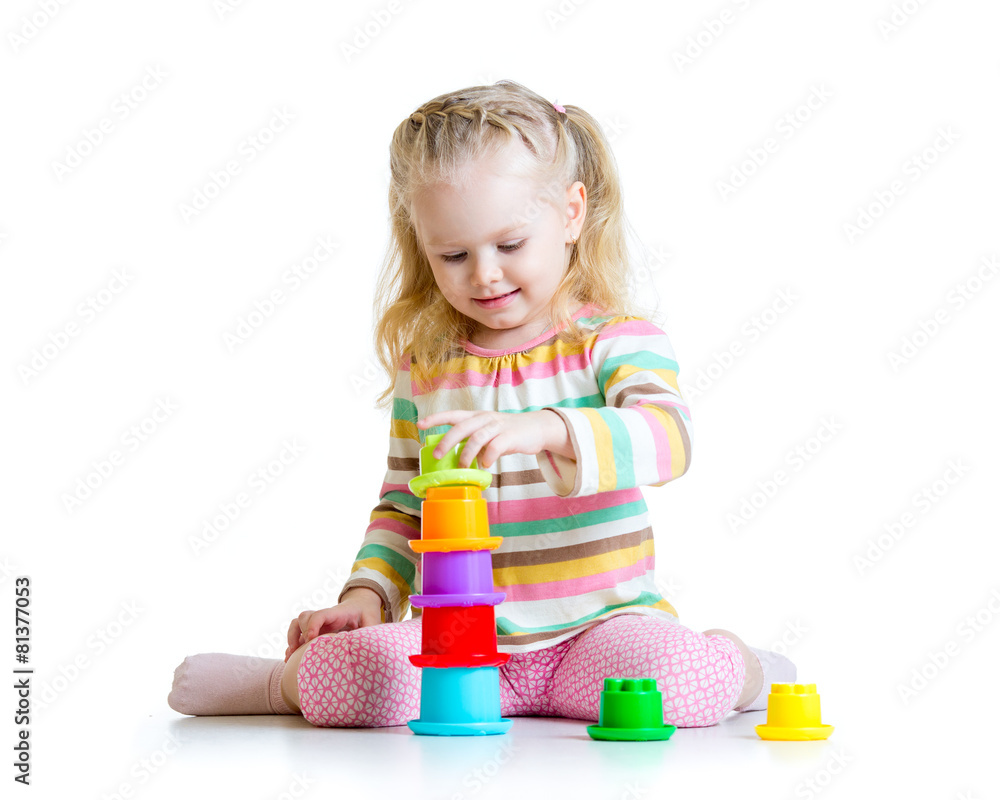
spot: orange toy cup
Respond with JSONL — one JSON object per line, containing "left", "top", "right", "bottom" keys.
{"left": 421, "top": 486, "right": 490, "bottom": 541}
{"left": 409, "top": 485, "right": 503, "bottom": 552}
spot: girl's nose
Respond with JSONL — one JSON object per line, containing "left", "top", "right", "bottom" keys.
{"left": 471, "top": 256, "right": 502, "bottom": 286}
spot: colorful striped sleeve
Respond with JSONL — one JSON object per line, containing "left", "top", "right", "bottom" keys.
{"left": 336, "top": 355, "right": 422, "bottom": 623}
{"left": 540, "top": 317, "right": 693, "bottom": 498}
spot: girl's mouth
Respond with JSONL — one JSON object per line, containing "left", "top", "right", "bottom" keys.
{"left": 473, "top": 289, "right": 519, "bottom": 309}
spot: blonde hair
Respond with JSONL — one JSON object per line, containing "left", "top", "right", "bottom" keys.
{"left": 372, "top": 79, "right": 652, "bottom": 410}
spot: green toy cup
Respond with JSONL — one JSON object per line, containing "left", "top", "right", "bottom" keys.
{"left": 586, "top": 677, "right": 677, "bottom": 741}
{"left": 408, "top": 431, "right": 493, "bottom": 498}
{"left": 420, "top": 432, "right": 478, "bottom": 473}
{"left": 599, "top": 678, "right": 660, "bottom": 727}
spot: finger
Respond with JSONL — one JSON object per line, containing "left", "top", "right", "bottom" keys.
{"left": 483, "top": 435, "right": 516, "bottom": 469}
{"left": 287, "top": 618, "right": 304, "bottom": 651}
{"left": 418, "top": 410, "right": 472, "bottom": 432}
{"left": 459, "top": 441, "right": 482, "bottom": 468}
{"left": 444, "top": 420, "right": 483, "bottom": 469}
{"left": 297, "top": 610, "right": 317, "bottom": 641}
{"left": 416, "top": 411, "right": 453, "bottom": 428}
{"left": 473, "top": 419, "right": 521, "bottom": 468}
{"left": 436, "top": 415, "right": 493, "bottom": 460}
{"left": 433, "top": 419, "right": 477, "bottom": 458}
{"left": 477, "top": 439, "right": 498, "bottom": 469}
{"left": 458, "top": 424, "right": 498, "bottom": 468}
{"left": 473, "top": 439, "right": 505, "bottom": 469}
{"left": 433, "top": 431, "right": 460, "bottom": 459}
{"left": 432, "top": 426, "right": 468, "bottom": 459}
{"left": 299, "top": 610, "right": 325, "bottom": 642}
{"left": 301, "top": 612, "right": 320, "bottom": 641}
{"left": 305, "top": 607, "right": 341, "bottom": 640}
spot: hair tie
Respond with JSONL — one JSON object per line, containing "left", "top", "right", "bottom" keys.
{"left": 553, "top": 102, "right": 566, "bottom": 114}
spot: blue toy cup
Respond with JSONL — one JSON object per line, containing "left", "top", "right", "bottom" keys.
{"left": 407, "top": 667, "right": 512, "bottom": 736}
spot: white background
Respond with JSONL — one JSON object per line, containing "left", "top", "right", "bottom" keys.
{"left": 2, "top": 1, "right": 998, "bottom": 798}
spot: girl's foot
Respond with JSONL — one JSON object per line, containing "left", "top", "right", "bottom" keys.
{"left": 167, "top": 654, "right": 296, "bottom": 716}
{"left": 703, "top": 628, "right": 797, "bottom": 712}
{"left": 735, "top": 646, "right": 797, "bottom": 711}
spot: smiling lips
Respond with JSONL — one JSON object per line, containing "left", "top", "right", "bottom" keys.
{"left": 473, "top": 289, "right": 519, "bottom": 309}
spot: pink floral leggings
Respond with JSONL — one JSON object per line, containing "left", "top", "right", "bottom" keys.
{"left": 296, "top": 613, "right": 745, "bottom": 728}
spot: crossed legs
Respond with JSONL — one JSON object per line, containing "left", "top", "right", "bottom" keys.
{"left": 172, "top": 614, "right": 783, "bottom": 727}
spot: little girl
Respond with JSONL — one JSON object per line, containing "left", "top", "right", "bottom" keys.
{"left": 168, "top": 80, "right": 794, "bottom": 727}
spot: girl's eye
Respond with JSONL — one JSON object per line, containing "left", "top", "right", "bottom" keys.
{"left": 440, "top": 240, "right": 526, "bottom": 263}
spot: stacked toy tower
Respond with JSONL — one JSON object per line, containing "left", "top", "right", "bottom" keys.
{"left": 406, "top": 432, "right": 512, "bottom": 736}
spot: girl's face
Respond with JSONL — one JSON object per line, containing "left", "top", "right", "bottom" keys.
{"left": 411, "top": 144, "right": 586, "bottom": 350}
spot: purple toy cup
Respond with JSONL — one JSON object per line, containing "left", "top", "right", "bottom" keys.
{"left": 421, "top": 549, "right": 496, "bottom": 595}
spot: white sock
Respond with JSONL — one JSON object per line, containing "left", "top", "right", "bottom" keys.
{"left": 167, "top": 654, "right": 296, "bottom": 716}
{"left": 734, "top": 647, "right": 797, "bottom": 712}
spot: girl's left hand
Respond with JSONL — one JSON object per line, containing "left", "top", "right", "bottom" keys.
{"left": 416, "top": 409, "right": 564, "bottom": 470}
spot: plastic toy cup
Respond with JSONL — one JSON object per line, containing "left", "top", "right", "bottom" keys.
{"left": 587, "top": 678, "right": 676, "bottom": 741}
{"left": 410, "top": 549, "right": 506, "bottom": 606}
{"left": 409, "top": 605, "right": 509, "bottom": 668}
{"left": 407, "top": 667, "right": 513, "bottom": 736}
{"left": 419, "top": 433, "right": 469, "bottom": 473}
{"left": 421, "top": 486, "right": 490, "bottom": 542}
{"left": 409, "top": 486, "right": 503, "bottom": 553}
{"left": 755, "top": 683, "right": 834, "bottom": 741}
{"left": 409, "top": 590, "right": 506, "bottom": 608}
{"left": 408, "top": 434, "right": 492, "bottom": 498}
{"left": 421, "top": 549, "right": 495, "bottom": 594}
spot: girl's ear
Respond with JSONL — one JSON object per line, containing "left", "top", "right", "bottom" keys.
{"left": 565, "top": 180, "right": 587, "bottom": 237}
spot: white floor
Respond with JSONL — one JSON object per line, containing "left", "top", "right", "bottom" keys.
{"left": 130, "top": 708, "right": 843, "bottom": 799}
{"left": 29, "top": 668, "right": 989, "bottom": 800}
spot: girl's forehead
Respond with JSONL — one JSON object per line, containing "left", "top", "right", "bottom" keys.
{"left": 432, "top": 158, "right": 536, "bottom": 194}
{"left": 413, "top": 200, "right": 537, "bottom": 248}
{"left": 428, "top": 141, "right": 540, "bottom": 194}
{"left": 414, "top": 172, "right": 550, "bottom": 228}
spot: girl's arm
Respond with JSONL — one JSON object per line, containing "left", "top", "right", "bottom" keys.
{"left": 540, "top": 408, "right": 575, "bottom": 460}
{"left": 538, "top": 316, "right": 692, "bottom": 498}
{"left": 416, "top": 318, "right": 690, "bottom": 500}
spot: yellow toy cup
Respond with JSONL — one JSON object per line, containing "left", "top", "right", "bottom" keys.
{"left": 755, "top": 683, "right": 834, "bottom": 741}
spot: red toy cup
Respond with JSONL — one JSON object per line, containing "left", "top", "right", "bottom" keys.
{"left": 419, "top": 605, "right": 497, "bottom": 655}
{"left": 409, "top": 605, "right": 509, "bottom": 667}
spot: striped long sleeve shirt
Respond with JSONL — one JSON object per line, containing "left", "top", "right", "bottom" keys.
{"left": 338, "top": 303, "right": 693, "bottom": 653}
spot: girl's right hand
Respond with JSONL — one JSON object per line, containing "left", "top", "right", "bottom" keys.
{"left": 284, "top": 591, "right": 383, "bottom": 661}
